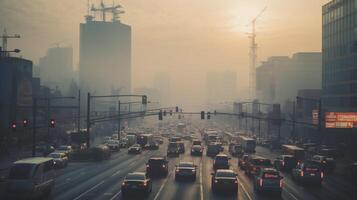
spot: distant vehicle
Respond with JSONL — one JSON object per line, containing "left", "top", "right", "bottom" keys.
{"left": 119, "top": 138, "right": 128, "bottom": 148}
{"left": 169, "top": 136, "right": 181, "bottom": 143}
{"left": 121, "top": 172, "right": 152, "bottom": 198}
{"left": 48, "top": 152, "right": 68, "bottom": 168}
{"left": 206, "top": 143, "right": 221, "bottom": 157}
{"left": 177, "top": 142, "right": 185, "bottom": 154}
{"left": 153, "top": 136, "right": 164, "bottom": 144}
{"left": 239, "top": 136, "right": 256, "bottom": 153}
{"left": 144, "top": 141, "right": 159, "bottom": 150}
{"left": 229, "top": 144, "right": 243, "bottom": 157}
{"left": 128, "top": 144, "right": 142, "bottom": 154}
{"left": 90, "top": 145, "right": 111, "bottom": 161}
{"left": 56, "top": 145, "right": 73, "bottom": 156}
{"left": 137, "top": 134, "right": 154, "bottom": 147}
{"left": 5, "top": 157, "right": 55, "bottom": 199}
{"left": 213, "top": 154, "right": 230, "bottom": 171}
{"left": 254, "top": 168, "right": 283, "bottom": 195}
{"left": 282, "top": 145, "right": 305, "bottom": 162}
{"left": 238, "top": 154, "right": 250, "bottom": 170}
{"left": 291, "top": 160, "right": 323, "bottom": 185}
{"left": 111, "top": 133, "right": 119, "bottom": 140}
{"left": 103, "top": 136, "right": 112, "bottom": 144}
{"left": 274, "top": 155, "right": 297, "bottom": 171}
{"left": 246, "top": 156, "right": 272, "bottom": 175}
{"left": 175, "top": 162, "right": 197, "bottom": 181}
{"left": 36, "top": 144, "right": 55, "bottom": 156}
{"left": 167, "top": 142, "right": 180, "bottom": 157}
{"left": 311, "top": 155, "right": 336, "bottom": 173}
{"left": 192, "top": 140, "right": 202, "bottom": 146}
{"left": 191, "top": 145, "right": 203, "bottom": 156}
{"left": 177, "top": 122, "right": 186, "bottom": 133}
{"left": 211, "top": 169, "right": 238, "bottom": 194}
{"left": 106, "top": 140, "right": 120, "bottom": 151}
{"left": 146, "top": 157, "right": 169, "bottom": 177}
{"left": 126, "top": 135, "right": 137, "bottom": 147}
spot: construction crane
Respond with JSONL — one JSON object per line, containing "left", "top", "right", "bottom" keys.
{"left": 247, "top": 6, "right": 267, "bottom": 100}
{"left": 0, "top": 28, "right": 20, "bottom": 52}
{"left": 90, "top": 0, "right": 124, "bottom": 22}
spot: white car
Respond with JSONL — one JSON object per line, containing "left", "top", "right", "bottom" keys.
{"left": 106, "top": 140, "right": 120, "bottom": 151}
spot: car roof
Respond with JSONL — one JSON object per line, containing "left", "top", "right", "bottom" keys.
{"left": 252, "top": 155, "right": 268, "bottom": 160}
{"left": 149, "top": 156, "right": 165, "bottom": 160}
{"left": 216, "top": 169, "right": 234, "bottom": 173}
{"left": 128, "top": 172, "right": 145, "bottom": 176}
{"left": 14, "top": 157, "right": 53, "bottom": 164}
{"left": 216, "top": 153, "right": 228, "bottom": 157}
{"left": 281, "top": 154, "right": 294, "bottom": 158}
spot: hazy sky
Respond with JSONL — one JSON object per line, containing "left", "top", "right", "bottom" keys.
{"left": 0, "top": 0, "right": 329, "bottom": 105}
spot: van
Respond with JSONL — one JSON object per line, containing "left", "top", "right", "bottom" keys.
{"left": 6, "top": 157, "right": 55, "bottom": 199}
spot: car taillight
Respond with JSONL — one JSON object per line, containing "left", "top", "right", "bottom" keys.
{"left": 121, "top": 182, "right": 127, "bottom": 186}
{"left": 279, "top": 179, "right": 283, "bottom": 188}
{"left": 234, "top": 179, "right": 238, "bottom": 184}
{"left": 321, "top": 172, "right": 324, "bottom": 179}
{"left": 146, "top": 165, "right": 149, "bottom": 168}
{"left": 143, "top": 181, "right": 148, "bottom": 187}
{"left": 192, "top": 169, "right": 196, "bottom": 172}
{"left": 214, "top": 179, "right": 218, "bottom": 183}
{"left": 282, "top": 161, "right": 285, "bottom": 166}
{"left": 259, "top": 179, "right": 263, "bottom": 187}
{"left": 300, "top": 171, "right": 304, "bottom": 177}
{"left": 176, "top": 169, "right": 179, "bottom": 172}
{"left": 162, "top": 164, "right": 166, "bottom": 168}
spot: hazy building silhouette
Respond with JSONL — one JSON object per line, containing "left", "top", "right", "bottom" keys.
{"left": 206, "top": 71, "right": 237, "bottom": 104}
{"left": 153, "top": 72, "right": 171, "bottom": 107}
{"left": 79, "top": 14, "right": 131, "bottom": 95}
{"left": 38, "top": 46, "right": 74, "bottom": 92}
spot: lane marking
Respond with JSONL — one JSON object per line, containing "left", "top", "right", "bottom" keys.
{"left": 111, "top": 170, "right": 121, "bottom": 177}
{"left": 153, "top": 170, "right": 172, "bottom": 200}
{"left": 284, "top": 190, "right": 299, "bottom": 200}
{"left": 283, "top": 182, "right": 300, "bottom": 200}
{"left": 237, "top": 177, "right": 253, "bottom": 200}
{"left": 199, "top": 161, "right": 204, "bottom": 200}
{"left": 73, "top": 180, "right": 105, "bottom": 200}
{"left": 110, "top": 190, "right": 121, "bottom": 200}
{"left": 104, "top": 192, "right": 113, "bottom": 196}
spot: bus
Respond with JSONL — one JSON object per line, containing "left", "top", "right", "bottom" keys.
{"left": 177, "top": 123, "right": 186, "bottom": 134}
{"left": 239, "top": 136, "right": 256, "bottom": 153}
{"left": 282, "top": 145, "right": 305, "bottom": 162}
{"left": 137, "top": 134, "right": 154, "bottom": 147}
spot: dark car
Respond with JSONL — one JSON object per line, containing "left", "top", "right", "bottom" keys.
{"left": 206, "top": 144, "right": 221, "bottom": 157}
{"left": 175, "top": 162, "right": 197, "bottom": 181}
{"left": 254, "top": 168, "right": 283, "bottom": 195}
{"left": 121, "top": 172, "right": 152, "bottom": 198}
{"left": 292, "top": 160, "right": 324, "bottom": 185}
{"left": 191, "top": 145, "right": 203, "bottom": 156}
{"left": 213, "top": 154, "right": 230, "bottom": 171}
{"left": 146, "top": 157, "right": 169, "bottom": 177}
{"left": 274, "top": 155, "right": 297, "bottom": 171}
{"left": 145, "top": 141, "right": 159, "bottom": 150}
{"left": 167, "top": 142, "right": 180, "bottom": 157}
{"left": 311, "top": 155, "right": 336, "bottom": 173}
{"left": 246, "top": 156, "right": 272, "bottom": 175}
{"left": 211, "top": 169, "right": 238, "bottom": 194}
{"left": 177, "top": 142, "right": 185, "bottom": 154}
{"left": 238, "top": 154, "right": 250, "bottom": 170}
{"left": 128, "top": 144, "right": 142, "bottom": 154}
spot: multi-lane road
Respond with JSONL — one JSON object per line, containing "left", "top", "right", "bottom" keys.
{"left": 51, "top": 140, "right": 357, "bottom": 200}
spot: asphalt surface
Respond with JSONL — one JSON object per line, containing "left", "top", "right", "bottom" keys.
{"left": 49, "top": 141, "right": 357, "bottom": 200}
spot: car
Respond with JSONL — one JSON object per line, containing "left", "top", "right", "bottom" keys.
{"left": 177, "top": 142, "right": 185, "bottom": 154}
{"left": 175, "top": 162, "right": 197, "bottom": 181}
{"left": 121, "top": 172, "right": 152, "bottom": 198}
{"left": 119, "top": 138, "right": 128, "bottom": 148}
{"left": 245, "top": 156, "right": 272, "bottom": 175}
{"left": 48, "top": 152, "right": 68, "bottom": 168}
{"left": 291, "top": 160, "right": 324, "bottom": 185}
{"left": 128, "top": 144, "right": 142, "bottom": 154}
{"left": 144, "top": 141, "right": 159, "bottom": 150}
{"left": 230, "top": 144, "right": 243, "bottom": 157}
{"left": 103, "top": 136, "right": 112, "bottom": 144}
{"left": 146, "top": 157, "right": 169, "bottom": 177}
{"left": 311, "top": 155, "right": 335, "bottom": 173}
{"left": 106, "top": 140, "right": 120, "bottom": 151}
{"left": 213, "top": 154, "right": 230, "bottom": 171}
{"left": 274, "top": 155, "right": 297, "bottom": 171}
{"left": 192, "top": 140, "right": 202, "bottom": 146}
{"left": 238, "top": 154, "right": 250, "bottom": 170}
{"left": 211, "top": 169, "right": 238, "bottom": 194}
{"left": 206, "top": 143, "right": 221, "bottom": 157}
{"left": 254, "top": 168, "right": 283, "bottom": 195}
{"left": 154, "top": 136, "right": 164, "bottom": 144}
{"left": 191, "top": 145, "right": 203, "bottom": 156}
{"left": 56, "top": 145, "right": 73, "bottom": 156}
{"left": 167, "top": 142, "right": 180, "bottom": 157}
{"left": 36, "top": 144, "right": 55, "bottom": 156}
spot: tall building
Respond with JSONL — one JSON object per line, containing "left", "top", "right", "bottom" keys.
{"left": 79, "top": 3, "right": 131, "bottom": 95}
{"left": 256, "top": 52, "right": 322, "bottom": 104}
{"left": 206, "top": 71, "right": 237, "bottom": 104}
{"left": 38, "top": 46, "right": 73, "bottom": 92}
{"left": 322, "top": 0, "right": 357, "bottom": 111}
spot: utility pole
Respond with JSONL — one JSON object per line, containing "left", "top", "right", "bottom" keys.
{"left": 86, "top": 93, "right": 91, "bottom": 148}
{"left": 292, "top": 101, "right": 296, "bottom": 140}
{"left": 32, "top": 98, "right": 37, "bottom": 157}
{"left": 77, "top": 90, "right": 81, "bottom": 134}
{"left": 118, "top": 101, "right": 121, "bottom": 141}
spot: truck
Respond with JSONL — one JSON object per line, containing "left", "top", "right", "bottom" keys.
{"left": 137, "top": 134, "right": 154, "bottom": 147}
{"left": 126, "top": 135, "right": 137, "bottom": 147}
{"left": 240, "top": 136, "right": 256, "bottom": 153}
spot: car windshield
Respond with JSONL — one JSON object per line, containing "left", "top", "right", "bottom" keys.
{"left": 50, "top": 153, "right": 62, "bottom": 158}
{"left": 58, "top": 146, "right": 68, "bottom": 150}
{"left": 216, "top": 171, "right": 236, "bottom": 178}
{"left": 9, "top": 164, "right": 34, "bottom": 179}
{"left": 179, "top": 163, "right": 194, "bottom": 167}
{"left": 126, "top": 173, "right": 145, "bottom": 180}
{"left": 149, "top": 159, "right": 165, "bottom": 164}
{"left": 215, "top": 156, "right": 228, "bottom": 162}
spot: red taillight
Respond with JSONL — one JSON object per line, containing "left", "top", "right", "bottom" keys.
{"left": 300, "top": 171, "right": 304, "bottom": 177}
{"left": 259, "top": 179, "right": 263, "bottom": 187}
{"left": 143, "top": 181, "right": 148, "bottom": 187}
{"left": 146, "top": 165, "right": 149, "bottom": 168}
{"left": 282, "top": 161, "right": 285, "bottom": 166}
{"left": 279, "top": 179, "right": 283, "bottom": 188}
{"left": 162, "top": 164, "right": 166, "bottom": 168}
{"left": 321, "top": 172, "right": 324, "bottom": 179}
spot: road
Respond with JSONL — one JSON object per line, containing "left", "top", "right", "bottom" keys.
{"left": 51, "top": 141, "right": 357, "bottom": 200}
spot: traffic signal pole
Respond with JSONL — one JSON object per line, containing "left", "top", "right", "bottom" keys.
{"left": 118, "top": 101, "right": 121, "bottom": 141}
{"left": 32, "top": 98, "right": 37, "bottom": 157}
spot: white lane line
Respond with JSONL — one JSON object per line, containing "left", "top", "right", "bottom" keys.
{"left": 283, "top": 182, "right": 299, "bottom": 200}
{"left": 73, "top": 180, "right": 105, "bottom": 200}
{"left": 153, "top": 170, "right": 172, "bottom": 200}
{"left": 109, "top": 190, "right": 121, "bottom": 200}
{"left": 237, "top": 177, "right": 253, "bottom": 200}
{"left": 111, "top": 170, "right": 121, "bottom": 177}
{"left": 199, "top": 162, "right": 203, "bottom": 200}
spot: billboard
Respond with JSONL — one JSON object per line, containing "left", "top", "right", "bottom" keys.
{"left": 325, "top": 112, "right": 357, "bottom": 128}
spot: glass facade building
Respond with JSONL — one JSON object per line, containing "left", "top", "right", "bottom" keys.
{"left": 322, "top": 0, "right": 357, "bottom": 111}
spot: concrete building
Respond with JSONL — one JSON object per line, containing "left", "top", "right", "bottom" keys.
{"left": 256, "top": 52, "right": 322, "bottom": 105}
{"left": 206, "top": 71, "right": 237, "bottom": 104}
{"left": 322, "top": 0, "right": 357, "bottom": 111}
{"left": 79, "top": 13, "right": 131, "bottom": 96}
{"left": 38, "top": 46, "right": 74, "bottom": 92}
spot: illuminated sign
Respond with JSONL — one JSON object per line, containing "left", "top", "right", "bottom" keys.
{"left": 325, "top": 112, "right": 357, "bottom": 128}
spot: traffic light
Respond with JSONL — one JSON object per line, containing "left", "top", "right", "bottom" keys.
{"left": 175, "top": 106, "right": 179, "bottom": 112}
{"left": 23, "top": 119, "right": 29, "bottom": 127}
{"left": 158, "top": 111, "right": 163, "bottom": 120}
{"left": 207, "top": 112, "right": 211, "bottom": 120}
{"left": 163, "top": 110, "right": 167, "bottom": 116}
{"left": 170, "top": 110, "right": 173, "bottom": 116}
{"left": 11, "top": 122, "right": 17, "bottom": 131}
{"left": 142, "top": 95, "right": 147, "bottom": 105}
{"left": 50, "top": 119, "right": 56, "bottom": 128}
{"left": 200, "top": 111, "right": 205, "bottom": 120}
